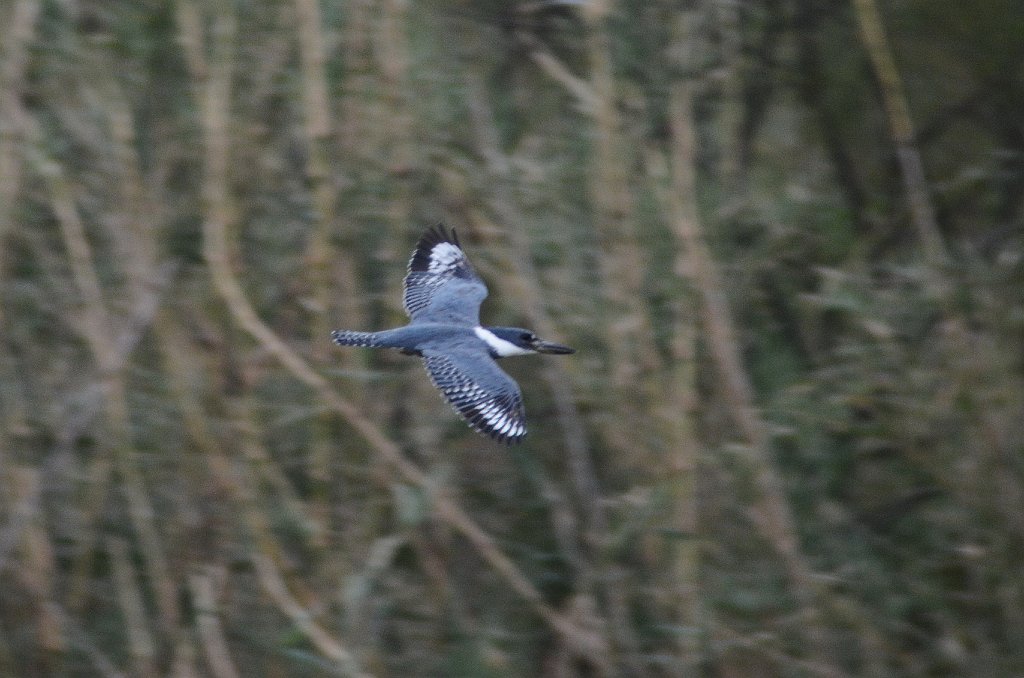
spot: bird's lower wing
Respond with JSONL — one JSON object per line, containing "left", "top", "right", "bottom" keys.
{"left": 421, "top": 349, "right": 527, "bottom": 444}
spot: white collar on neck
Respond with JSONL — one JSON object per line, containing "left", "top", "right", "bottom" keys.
{"left": 474, "top": 327, "right": 533, "bottom": 357}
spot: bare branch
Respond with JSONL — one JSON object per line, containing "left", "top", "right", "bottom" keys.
{"left": 851, "top": 0, "right": 947, "bottom": 270}
{"left": 188, "top": 568, "right": 243, "bottom": 678}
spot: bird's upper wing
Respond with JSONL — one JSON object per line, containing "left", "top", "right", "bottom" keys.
{"left": 421, "top": 348, "right": 527, "bottom": 444}
{"left": 403, "top": 224, "right": 488, "bottom": 326}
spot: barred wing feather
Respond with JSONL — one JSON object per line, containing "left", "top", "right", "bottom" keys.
{"left": 421, "top": 349, "right": 527, "bottom": 444}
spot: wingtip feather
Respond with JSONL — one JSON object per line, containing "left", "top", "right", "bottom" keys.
{"left": 409, "top": 223, "right": 461, "bottom": 273}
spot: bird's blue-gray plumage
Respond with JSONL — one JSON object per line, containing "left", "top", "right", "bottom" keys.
{"left": 331, "top": 224, "right": 574, "bottom": 444}
{"left": 402, "top": 226, "right": 487, "bottom": 326}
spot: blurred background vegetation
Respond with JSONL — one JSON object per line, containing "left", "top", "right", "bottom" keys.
{"left": 2, "top": 0, "right": 1023, "bottom": 676}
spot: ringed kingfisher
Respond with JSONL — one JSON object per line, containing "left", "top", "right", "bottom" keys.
{"left": 331, "top": 224, "right": 575, "bottom": 444}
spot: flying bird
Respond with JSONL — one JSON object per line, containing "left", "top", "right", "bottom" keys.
{"left": 331, "top": 224, "right": 575, "bottom": 444}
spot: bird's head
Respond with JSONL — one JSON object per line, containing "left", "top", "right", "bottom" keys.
{"left": 476, "top": 327, "right": 576, "bottom": 358}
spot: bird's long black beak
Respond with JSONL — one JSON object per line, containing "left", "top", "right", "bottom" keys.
{"left": 532, "top": 339, "right": 576, "bottom": 355}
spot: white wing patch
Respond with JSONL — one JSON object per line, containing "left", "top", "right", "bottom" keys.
{"left": 427, "top": 242, "right": 464, "bottom": 273}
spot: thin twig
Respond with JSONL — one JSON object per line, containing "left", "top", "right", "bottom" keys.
{"left": 107, "top": 537, "right": 157, "bottom": 678}
{"left": 515, "top": 31, "right": 598, "bottom": 114}
{"left": 188, "top": 567, "right": 242, "bottom": 678}
{"left": 292, "top": 0, "right": 361, "bottom": 550}
{"left": 0, "top": 0, "right": 41, "bottom": 240}
{"left": 0, "top": 465, "right": 40, "bottom": 574}
{"left": 252, "top": 552, "right": 366, "bottom": 675}
{"left": 644, "top": 138, "right": 703, "bottom": 669}
{"left": 14, "top": 466, "right": 62, "bottom": 653}
{"left": 583, "top": 7, "right": 660, "bottom": 397}
{"left": 59, "top": 261, "right": 177, "bottom": 446}
{"left": 850, "top": 0, "right": 947, "bottom": 270}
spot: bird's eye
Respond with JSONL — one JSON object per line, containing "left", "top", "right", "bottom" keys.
{"left": 521, "top": 332, "right": 535, "bottom": 342}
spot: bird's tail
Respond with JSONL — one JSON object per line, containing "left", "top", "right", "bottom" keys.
{"left": 330, "top": 330, "right": 383, "bottom": 348}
